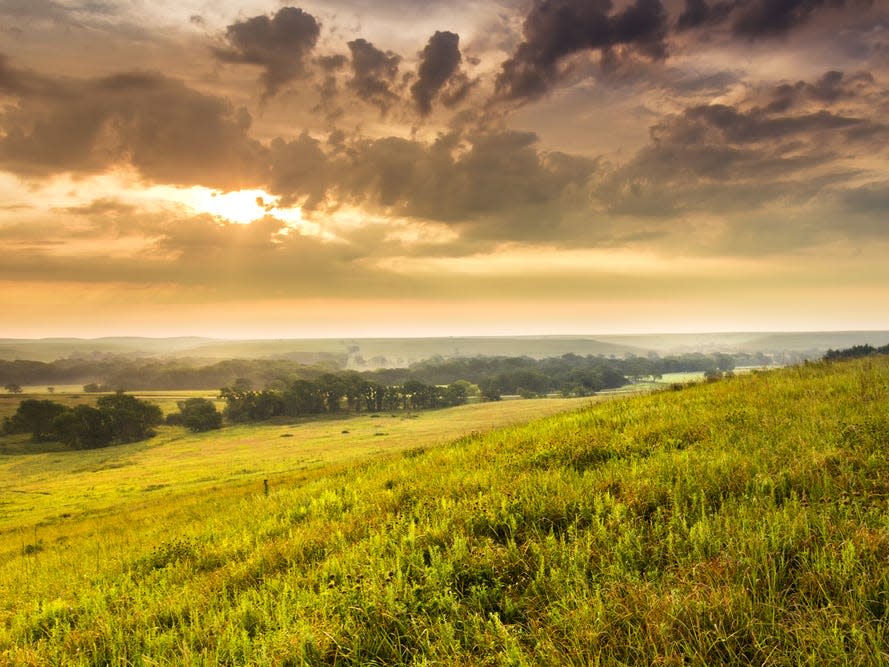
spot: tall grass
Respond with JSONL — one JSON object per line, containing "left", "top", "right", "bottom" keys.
{"left": 2, "top": 358, "right": 889, "bottom": 664}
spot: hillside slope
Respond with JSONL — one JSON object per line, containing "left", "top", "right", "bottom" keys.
{"left": 3, "top": 358, "right": 889, "bottom": 664}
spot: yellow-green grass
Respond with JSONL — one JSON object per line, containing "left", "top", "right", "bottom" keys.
{"left": 0, "top": 398, "right": 591, "bottom": 532}
{"left": 3, "top": 359, "right": 889, "bottom": 664}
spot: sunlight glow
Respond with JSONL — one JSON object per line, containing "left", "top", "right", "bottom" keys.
{"left": 183, "top": 188, "right": 303, "bottom": 226}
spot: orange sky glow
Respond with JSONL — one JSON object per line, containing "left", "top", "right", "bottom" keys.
{"left": 1, "top": 1, "right": 888, "bottom": 337}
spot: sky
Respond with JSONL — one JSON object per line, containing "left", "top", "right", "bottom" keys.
{"left": 1, "top": 0, "right": 888, "bottom": 338}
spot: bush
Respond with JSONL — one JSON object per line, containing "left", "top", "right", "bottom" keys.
{"left": 175, "top": 398, "right": 223, "bottom": 432}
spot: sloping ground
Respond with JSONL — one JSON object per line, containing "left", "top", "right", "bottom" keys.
{"left": 0, "top": 398, "right": 590, "bottom": 530}
{"left": 3, "top": 358, "right": 889, "bottom": 664}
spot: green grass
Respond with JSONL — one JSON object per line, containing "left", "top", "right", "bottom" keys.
{"left": 0, "top": 398, "right": 591, "bottom": 530}
{"left": 2, "top": 359, "right": 889, "bottom": 664}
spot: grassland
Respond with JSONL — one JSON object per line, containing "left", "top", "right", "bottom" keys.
{"left": 0, "top": 397, "right": 590, "bottom": 530}
{"left": 2, "top": 358, "right": 889, "bottom": 664}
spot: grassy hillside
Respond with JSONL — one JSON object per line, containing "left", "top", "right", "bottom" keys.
{"left": 2, "top": 358, "right": 889, "bottom": 664}
{"left": 0, "top": 398, "right": 590, "bottom": 530}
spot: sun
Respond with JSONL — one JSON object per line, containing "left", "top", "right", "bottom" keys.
{"left": 183, "top": 188, "right": 303, "bottom": 225}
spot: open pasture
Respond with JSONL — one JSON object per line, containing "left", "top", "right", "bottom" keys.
{"left": 3, "top": 359, "right": 889, "bottom": 664}
{"left": 0, "top": 397, "right": 591, "bottom": 531}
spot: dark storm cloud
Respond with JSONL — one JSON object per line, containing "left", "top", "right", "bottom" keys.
{"left": 495, "top": 0, "right": 669, "bottom": 101}
{"left": 268, "top": 129, "right": 596, "bottom": 234}
{"left": 411, "top": 31, "right": 465, "bottom": 116}
{"left": 215, "top": 7, "right": 321, "bottom": 99}
{"left": 676, "top": 0, "right": 736, "bottom": 30}
{"left": 268, "top": 132, "right": 331, "bottom": 209}
{"left": 0, "top": 58, "right": 265, "bottom": 189}
{"left": 765, "top": 70, "right": 875, "bottom": 112}
{"left": 676, "top": 0, "right": 873, "bottom": 37}
{"left": 346, "top": 38, "right": 402, "bottom": 113}
{"left": 661, "top": 103, "right": 867, "bottom": 145}
{"left": 312, "top": 54, "right": 349, "bottom": 123}
{"left": 731, "top": 0, "right": 866, "bottom": 38}
{"left": 599, "top": 88, "right": 889, "bottom": 225}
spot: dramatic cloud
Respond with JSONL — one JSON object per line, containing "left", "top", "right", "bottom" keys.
{"left": 496, "top": 0, "right": 669, "bottom": 101}
{"left": 764, "top": 70, "right": 876, "bottom": 112}
{"left": 731, "top": 0, "right": 863, "bottom": 38}
{"left": 677, "top": 0, "right": 736, "bottom": 30}
{"left": 215, "top": 7, "right": 321, "bottom": 99}
{"left": 0, "top": 59, "right": 265, "bottom": 189}
{"left": 267, "top": 130, "right": 597, "bottom": 235}
{"left": 2, "top": 0, "right": 889, "bottom": 336}
{"left": 593, "top": 70, "right": 889, "bottom": 254}
{"left": 677, "top": 0, "right": 873, "bottom": 37}
{"left": 346, "top": 38, "right": 402, "bottom": 113}
{"left": 411, "top": 31, "right": 468, "bottom": 116}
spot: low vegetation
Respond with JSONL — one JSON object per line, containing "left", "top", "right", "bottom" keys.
{"left": 2, "top": 357, "right": 889, "bottom": 664}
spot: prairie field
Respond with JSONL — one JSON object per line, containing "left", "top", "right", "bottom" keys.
{"left": 2, "top": 358, "right": 889, "bottom": 664}
{"left": 0, "top": 397, "right": 591, "bottom": 530}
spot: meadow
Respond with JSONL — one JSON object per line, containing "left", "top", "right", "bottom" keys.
{"left": 2, "top": 358, "right": 889, "bottom": 664}
{"left": 0, "top": 397, "right": 590, "bottom": 530}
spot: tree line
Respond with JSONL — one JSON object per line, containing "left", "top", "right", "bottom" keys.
{"left": 218, "top": 375, "right": 472, "bottom": 423}
{"left": 0, "top": 351, "right": 766, "bottom": 392}
{"left": 823, "top": 344, "right": 889, "bottom": 361}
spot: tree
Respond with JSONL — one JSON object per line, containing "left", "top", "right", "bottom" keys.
{"left": 362, "top": 382, "right": 385, "bottom": 412}
{"left": 479, "top": 378, "right": 502, "bottom": 402}
{"left": 4, "top": 383, "right": 23, "bottom": 394}
{"left": 441, "top": 382, "right": 468, "bottom": 407}
{"left": 713, "top": 353, "right": 736, "bottom": 372}
{"left": 232, "top": 377, "right": 253, "bottom": 392}
{"left": 283, "top": 380, "right": 325, "bottom": 415}
{"left": 53, "top": 405, "right": 113, "bottom": 449}
{"left": 175, "top": 398, "right": 222, "bottom": 432}
{"left": 451, "top": 379, "right": 479, "bottom": 397}
{"left": 402, "top": 380, "right": 429, "bottom": 409}
{"left": 47, "top": 386, "right": 55, "bottom": 394}
{"left": 9, "top": 399, "right": 67, "bottom": 441}
{"left": 317, "top": 374, "right": 346, "bottom": 412}
{"left": 96, "top": 392, "right": 163, "bottom": 443}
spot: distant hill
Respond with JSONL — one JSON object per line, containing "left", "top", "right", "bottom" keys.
{"left": 1, "top": 331, "right": 888, "bottom": 365}
{"left": 594, "top": 331, "right": 889, "bottom": 355}
{"left": 0, "top": 336, "right": 643, "bottom": 365}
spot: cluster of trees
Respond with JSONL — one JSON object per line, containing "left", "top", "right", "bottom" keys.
{"left": 824, "top": 344, "right": 889, "bottom": 361}
{"left": 0, "top": 351, "right": 770, "bottom": 393}
{"left": 2, "top": 393, "right": 163, "bottom": 449}
{"left": 392, "top": 352, "right": 741, "bottom": 389}
{"left": 219, "top": 375, "right": 471, "bottom": 423}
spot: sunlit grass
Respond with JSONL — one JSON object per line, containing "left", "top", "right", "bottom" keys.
{"left": 0, "top": 397, "right": 591, "bottom": 530}
{"left": 2, "top": 359, "right": 889, "bottom": 664}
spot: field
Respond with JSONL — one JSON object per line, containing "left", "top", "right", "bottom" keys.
{"left": 0, "top": 397, "right": 591, "bottom": 530}
{"left": 2, "top": 358, "right": 889, "bottom": 664}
